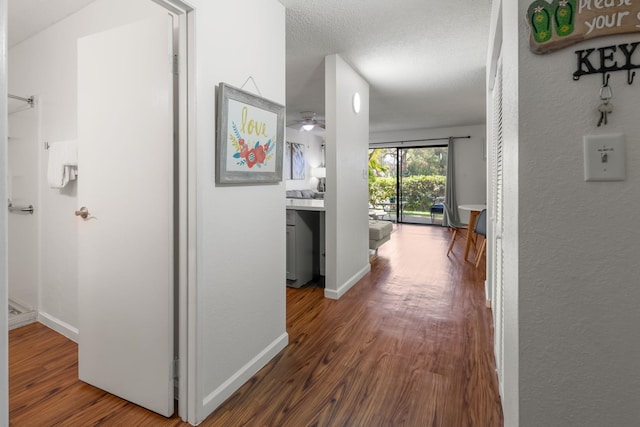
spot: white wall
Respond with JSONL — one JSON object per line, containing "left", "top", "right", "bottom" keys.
{"left": 284, "top": 128, "right": 324, "bottom": 191}
{"left": 498, "top": 1, "right": 640, "bottom": 425}
{"left": 8, "top": 0, "right": 166, "bottom": 337}
{"left": 370, "top": 124, "right": 487, "bottom": 223}
{"left": 1, "top": 0, "right": 9, "bottom": 423}
{"left": 324, "top": 54, "right": 370, "bottom": 299}
{"left": 190, "top": 0, "right": 287, "bottom": 422}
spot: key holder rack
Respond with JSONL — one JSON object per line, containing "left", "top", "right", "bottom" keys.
{"left": 572, "top": 42, "right": 640, "bottom": 86}
{"left": 573, "top": 69, "right": 636, "bottom": 86}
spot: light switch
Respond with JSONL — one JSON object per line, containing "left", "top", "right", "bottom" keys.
{"left": 583, "top": 133, "right": 626, "bottom": 181}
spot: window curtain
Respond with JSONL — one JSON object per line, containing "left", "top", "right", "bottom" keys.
{"left": 443, "top": 137, "right": 463, "bottom": 227}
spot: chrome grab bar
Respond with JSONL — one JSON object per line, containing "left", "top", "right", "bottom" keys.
{"left": 7, "top": 199, "right": 34, "bottom": 215}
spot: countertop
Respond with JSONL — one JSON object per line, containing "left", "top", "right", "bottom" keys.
{"left": 286, "top": 198, "right": 325, "bottom": 211}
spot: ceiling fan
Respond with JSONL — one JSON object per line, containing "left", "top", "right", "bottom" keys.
{"left": 288, "top": 111, "right": 325, "bottom": 131}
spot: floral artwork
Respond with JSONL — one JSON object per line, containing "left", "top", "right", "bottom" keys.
{"left": 229, "top": 120, "right": 275, "bottom": 169}
{"left": 216, "top": 83, "right": 284, "bottom": 184}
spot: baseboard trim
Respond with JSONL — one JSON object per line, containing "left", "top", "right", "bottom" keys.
{"left": 38, "top": 311, "right": 79, "bottom": 343}
{"left": 324, "top": 263, "right": 371, "bottom": 300}
{"left": 199, "top": 332, "right": 289, "bottom": 423}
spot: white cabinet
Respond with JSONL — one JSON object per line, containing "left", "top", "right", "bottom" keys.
{"left": 285, "top": 209, "right": 316, "bottom": 287}
{"left": 286, "top": 224, "right": 296, "bottom": 281}
{"left": 319, "top": 211, "right": 325, "bottom": 276}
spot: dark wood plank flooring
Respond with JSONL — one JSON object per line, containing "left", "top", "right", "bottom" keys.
{"left": 9, "top": 224, "right": 502, "bottom": 426}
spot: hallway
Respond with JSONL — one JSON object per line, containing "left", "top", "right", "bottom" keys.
{"left": 9, "top": 224, "right": 502, "bottom": 426}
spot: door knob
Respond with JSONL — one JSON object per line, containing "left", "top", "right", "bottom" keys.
{"left": 75, "top": 206, "right": 90, "bottom": 219}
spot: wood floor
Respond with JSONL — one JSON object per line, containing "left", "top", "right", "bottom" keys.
{"left": 9, "top": 224, "right": 502, "bottom": 426}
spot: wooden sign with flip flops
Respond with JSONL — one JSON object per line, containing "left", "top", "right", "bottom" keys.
{"left": 527, "top": 0, "right": 640, "bottom": 54}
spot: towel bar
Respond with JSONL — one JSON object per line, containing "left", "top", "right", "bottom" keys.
{"left": 7, "top": 201, "right": 34, "bottom": 214}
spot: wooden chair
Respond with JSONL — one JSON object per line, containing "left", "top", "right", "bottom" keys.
{"left": 473, "top": 209, "right": 487, "bottom": 267}
{"left": 447, "top": 226, "right": 466, "bottom": 256}
{"left": 444, "top": 202, "right": 468, "bottom": 256}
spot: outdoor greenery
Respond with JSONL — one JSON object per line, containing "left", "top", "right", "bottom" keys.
{"left": 368, "top": 150, "right": 387, "bottom": 184}
{"left": 369, "top": 175, "right": 446, "bottom": 211}
{"left": 368, "top": 147, "right": 447, "bottom": 213}
{"left": 404, "top": 147, "right": 447, "bottom": 177}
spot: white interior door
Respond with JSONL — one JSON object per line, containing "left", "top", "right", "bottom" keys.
{"left": 77, "top": 14, "right": 175, "bottom": 417}
{"left": 491, "top": 56, "right": 505, "bottom": 397}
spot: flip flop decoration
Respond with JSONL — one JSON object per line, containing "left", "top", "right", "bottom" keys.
{"left": 554, "top": 0, "right": 576, "bottom": 37}
{"left": 528, "top": 0, "right": 554, "bottom": 43}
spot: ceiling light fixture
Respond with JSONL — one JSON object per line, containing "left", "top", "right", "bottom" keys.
{"left": 295, "top": 112, "right": 325, "bottom": 131}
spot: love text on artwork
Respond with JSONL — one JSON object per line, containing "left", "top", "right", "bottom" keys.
{"left": 241, "top": 106, "right": 269, "bottom": 138}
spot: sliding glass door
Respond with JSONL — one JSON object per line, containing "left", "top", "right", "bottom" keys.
{"left": 399, "top": 146, "right": 447, "bottom": 224}
{"left": 369, "top": 145, "right": 447, "bottom": 225}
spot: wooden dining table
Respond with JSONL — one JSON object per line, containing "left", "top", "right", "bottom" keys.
{"left": 458, "top": 204, "right": 486, "bottom": 261}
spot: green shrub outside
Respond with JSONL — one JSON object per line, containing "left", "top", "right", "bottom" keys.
{"left": 369, "top": 175, "right": 446, "bottom": 212}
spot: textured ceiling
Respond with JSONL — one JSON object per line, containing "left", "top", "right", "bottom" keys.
{"left": 281, "top": 0, "right": 493, "bottom": 133}
{"left": 8, "top": 0, "right": 493, "bottom": 134}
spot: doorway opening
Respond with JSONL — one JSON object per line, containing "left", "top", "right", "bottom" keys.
{"left": 369, "top": 145, "right": 447, "bottom": 225}
{"left": 5, "top": 0, "right": 194, "bottom": 423}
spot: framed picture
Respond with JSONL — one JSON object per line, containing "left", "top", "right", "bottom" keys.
{"left": 284, "top": 142, "right": 292, "bottom": 180}
{"left": 216, "top": 83, "right": 285, "bottom": 184}
{"left": 289, "top": 142, "right": 305, "bottom": 180}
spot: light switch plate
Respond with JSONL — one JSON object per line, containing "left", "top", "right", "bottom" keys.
{"left": 583, "top": 133, "right": 626, "bottom": 181}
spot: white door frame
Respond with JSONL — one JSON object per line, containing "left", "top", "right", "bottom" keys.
{"left": 1, "top": 0, "right": 10, "bottom": 424}
{"left": 150, "top": 0, "right": 195, "bottom": 422}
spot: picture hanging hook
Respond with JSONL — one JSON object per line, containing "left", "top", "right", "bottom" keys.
{"left": 240, "top": 75, "right": 263, "bottom": 97}
{"left": 602, "top": 72, "right": 610, "bottom": 86}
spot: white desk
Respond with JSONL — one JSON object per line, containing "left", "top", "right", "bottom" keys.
{"left": 458, "top": 204, "right": 486, "bottom": 261}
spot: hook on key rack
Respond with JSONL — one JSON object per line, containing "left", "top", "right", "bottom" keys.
{"left": 602, "top": 72, "right": 610, "bottom": 86}
{"left": 627, "top": 69, "right": 636, "bottom": 85}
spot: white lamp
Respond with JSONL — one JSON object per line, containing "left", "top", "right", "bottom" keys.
{"left": 312, "top": 167, "right": 326, "bottom": 178}
{"left": 302, "top": 123, "right": 315, "bottom": 131}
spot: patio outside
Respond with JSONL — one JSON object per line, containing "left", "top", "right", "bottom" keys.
{"left": 369, "top": 146, "right": 447, "bottom": 225}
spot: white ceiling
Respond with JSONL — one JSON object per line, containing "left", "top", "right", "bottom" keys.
{"left": 7, "top": 0, "right": 98, "bottom": 49}
{"left": 7, "top": 0, "right": 493, "bottom": 134}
